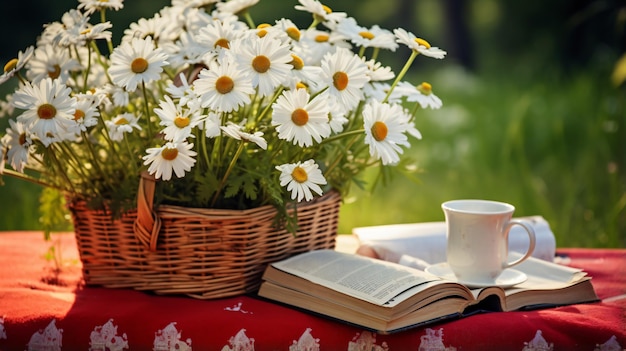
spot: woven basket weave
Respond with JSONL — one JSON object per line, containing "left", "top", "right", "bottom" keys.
{"left": 68, "top": 173, "right": 341, "bottom": 299}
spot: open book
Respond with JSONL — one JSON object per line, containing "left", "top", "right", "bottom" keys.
{"left": 258, "top": 249, "right": 598, "bottom": 334}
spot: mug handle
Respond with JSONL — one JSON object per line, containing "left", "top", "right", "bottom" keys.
{"left": 503, "top": 219, "right": 537, "bottom": 268}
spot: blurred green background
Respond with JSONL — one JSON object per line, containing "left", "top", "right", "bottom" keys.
{"left": 1, "top": 0, "right": 624, "bottom": 248}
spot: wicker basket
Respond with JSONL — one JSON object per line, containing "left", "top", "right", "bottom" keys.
{"left": 68, "top": 173, "right": 341, "bottom": 299}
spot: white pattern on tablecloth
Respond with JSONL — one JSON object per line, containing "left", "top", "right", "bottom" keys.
{"left": 89, "top": 318, "right": 128, "bottom": 351}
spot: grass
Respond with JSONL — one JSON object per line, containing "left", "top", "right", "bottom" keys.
{"left": 339, "top": 63, "right": 626, "bottom": 248}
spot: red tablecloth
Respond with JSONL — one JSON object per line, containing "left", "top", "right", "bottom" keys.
{"left": 0, "top": 231, "right": 624, "bottom": 350}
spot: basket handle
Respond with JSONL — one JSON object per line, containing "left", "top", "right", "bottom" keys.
{"left": 134, "top": 171, "right": 161, "bottom": 251}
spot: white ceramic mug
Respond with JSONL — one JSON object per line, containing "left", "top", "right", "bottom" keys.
{"left": 442, "top": 199, "right": 536, "bottom": 284}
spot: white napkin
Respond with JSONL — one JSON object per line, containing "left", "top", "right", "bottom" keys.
{"left": 353, "top": 216, "right": 556, "bottom": 270}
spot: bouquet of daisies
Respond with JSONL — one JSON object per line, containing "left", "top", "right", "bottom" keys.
{"left": 0, "top": 0, "right": 445, "bottom": 228}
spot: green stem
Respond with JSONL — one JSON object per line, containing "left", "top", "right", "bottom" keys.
{"left": 243, "top": 11, "right": 255, "bottom": 28}
{"left": 100, "top": 9, "right": 114, "bottom": 55}
{"left": 210, "top": 141, "right": 245, "bottom": 207}
{"left": 47, "top": 145, "right": 77, "bottom": 194}
{"left": 1, "top": 169, "right": 58, "bottom": 189}
{"left": 371, "top": 47, "right": 380, "bottom": 61}
{"left": 140, "top": 81, "right": 154, "bottom": 138}
{"left": 319, "top": 128, "right": 365, "bottom": 145}
{"left": 90, "top": 41, "right": 112, "bottom": 83}
{"left": 382, "top": 50, "right": 419, "bottom": 104}
{"left": 409, "top": 101, "right": 421, "bottom": 123}
{"left": 83, "top": 43, "right": 93, "bottom": 92}
{"left": 56, "top": 141, "right": 91, "bottom": 181}
{"left": 256, "top": 86, "right": 283, "bottom": 123}
{"left": 324, "top": 133, "right": 362, "bottom": 176}
{"left": 97, "top": 111, "right": 126, "bottom": 166}
{"left": 123, "top": 134, "right": 139, "bottom": 174}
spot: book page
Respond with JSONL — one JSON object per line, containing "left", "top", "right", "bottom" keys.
{"left": 509, "top": 253, "right": 586, "bottom": 291}
{"left": 270, "top": 250, "right": 438, "bottom": 306}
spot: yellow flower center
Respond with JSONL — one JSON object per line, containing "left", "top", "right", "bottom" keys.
{"left": 322, "top": 5, "right": 332, "bottom": 14}
{"left": 291, "top": 166, "right": 308, "bottom": 183}
{"left": 315, "top": 34, "right": 329, "bottom": 43}
{"left": 290, "top": 54, "right": 304, "bottom": 70}
{"left": 371, "top": 121, "right": 388, "bottom": 141}
{"left": 296, "top": 82, "right": 307, "bottom": 90}
{"left": 48, "top": 64, "right": 61, "bottom": 79}
{"left": 115, "top": 117, "right": 129, "bottom": 125}
{"left": 174, "top": 115, "right": 190, "bottom": 128}
{"left": 215, "top": 38, "right": 230, "bottom": 49}
{"left": 333, "top": 71, "right": 349, "bottom": 91}
{"left": 414, "top": 37, "right": 431, "bottom": 49}
{"left": 161, "top": 147, "right": 178, "bottom": 161}
{"left": 37, "top": 103, "right": 57, "bottom": 120}
{"left": 215, "top": 76, "right": 234, "bottom": 94}
{"left": 252, "top": 55, "right": 271, "bottom": 73}
{"left": 359, "top": 31, "right": 375, "bottom": 40}
{"left": 256, "top": 23, "right": 270, "bottom": 38}
{"left": 418, "top": 82, "right": 432, "bottom": 95}
{"left": 286, "top": 27, "right": 301, "bottom": 41}
{"left": 291, "top": 108, "right": 309, "bottom": 126}
{"left": 19, "top": 133, "right": 27, "bottom": 146}
{"left": 131, "top": 58, "right": 149, "bottom": 74}
{"left": 73, "top": 109, "right": 85, "bottom": 121}
{"left": 4, "top": 58, "right": 18, "bottom": 73}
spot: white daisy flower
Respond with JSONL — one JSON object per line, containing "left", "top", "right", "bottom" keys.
{"left": 122, "top": 12, "right": 180, "bottom": 45}
{"left": 272, "top": 18, "right": 302, "bottom": 43}
{"left": 396, "top": 81, "right": 443, "bottom": 109}
{"left": 0, "top": 93, "right": 15, "bottom": 118}
{"left": 178, "top": 7, "right": 215, "bottom": 34}
{"left": 327, "top": 96, "right": 348, "bottom": 134}
{"left": 143, "top": 141, "right": 197, "bottom": 181}
{"left": 292, "top": 28, "right": 349, "bottom": 66}
{"left": 54, "top": 10, "right": 112, "bottom": 47}
{"left": 393, "top": 28, "right": 446, "bottom": 59}
{"left": 362, "top": 101, "right": 413, "bottom": 165}
{"left": 162, "top": 31, "right": 208, "bottom": 69}
{"left": 11, "top": 78, "right": 77, "bottom": 147}
{"left": 26, "top": 44, "right": 81, "bottom": 84}
{"left": 171, "top": 0, "right": 219, "bottom": 9}
{"left": 363, "top": 82, "right": 403, "bottom": 104}
{"left": 221, "top": 122, "right": 267, "bottom": 150}
{"left": 203, "top": 112, "right": 221, "bottom": 138}
{"left": 105, "top": 112, "right": 141, "bottom": 141}
{"left": 155, "top": 95, "right": 204, "bottom": 142}
{"left": 166, "top": 73, "right": 203, "bottom": 111}
{"left": 215, "top": 0, "right": 259, "bottom": 15}
{"left": 336, "top": 17, "right": 398, "bottom": 51}
{"left": 294, "top": 0, "right": 347, "bottom": 29}
{"left": 196, "top": 17, "right": 245, "bottom": 52}
{"left": 96, "top": 83, "right": 130, "bottom": 109}
{"left": 72, "top": 95, "right": 100, "bottom": 132}
{"left": 78, "top": 0, "right": 124, "bottom": 15}
{"left": 193, "top": 59, "right": 254, "bottom": 113}
{"left": 2, "top": 120, "right": 33, "bottom": 173}
{"left": 108, "top": 36, "right": 169, "bottom": 92}
{"left": 284, "top": 54, "right": 324, "bottom": 93}
{"left": 271, "top": 88, "right": 330, "bottom": 147}
{"left": 320, "top": 47, "right": 370, "bottom": 112}
{"left": 363, "top": 58, "right": 394, "bottom": 82}
{"left": 276, "top": 159, "right": 327, "bottom": 202}
{"left": 230, "top": 36, "right": 293, "bottom": 97}
{"left": 0, "top": 46, "right": 34, "bottom": 85}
